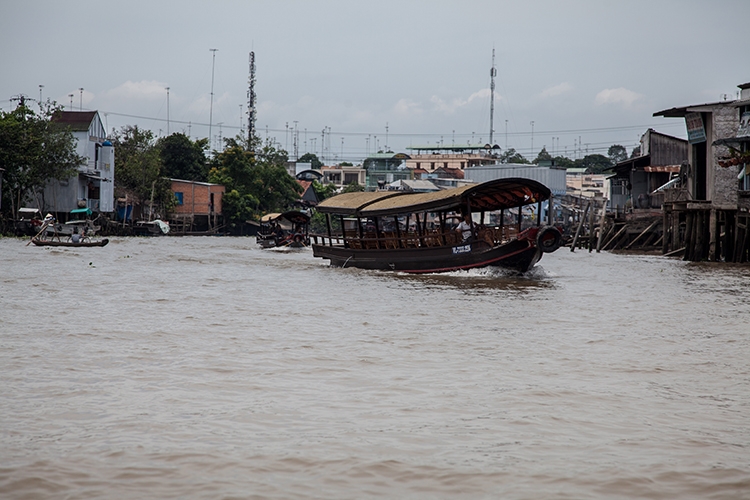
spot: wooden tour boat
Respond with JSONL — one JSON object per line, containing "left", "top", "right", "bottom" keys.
{"left": 311, "top": 178, "right": 562, "bottom": 273}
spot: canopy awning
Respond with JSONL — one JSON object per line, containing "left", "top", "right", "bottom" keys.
{"left": 317, "top": 178, "right": 551, "bottom": 218}
{"left": 70, "top": 208, "right": 93, "bottom": 215}
{"left": 260, "top": 211, "right": 310, "bottom": 223}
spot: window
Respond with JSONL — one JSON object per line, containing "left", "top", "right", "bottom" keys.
{"left": 175, "top": 192, "right": 184, "bottom": 205}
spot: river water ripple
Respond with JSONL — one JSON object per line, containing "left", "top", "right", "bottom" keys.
{"left": 1, "top": 237, "right": 748, "bottom": 499}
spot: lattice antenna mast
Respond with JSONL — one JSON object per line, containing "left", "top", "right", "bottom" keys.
{"left": 489, "top": 48, "right": 496, "bottom": 145}
{"left": 247, "top": 51, "right": 257, "bottom": 149}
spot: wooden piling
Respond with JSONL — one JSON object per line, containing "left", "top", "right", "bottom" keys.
{"left": 588, "top": 199, "right": 597, "bottom": 252}
{"left": 683, "top": 211, "right": 694, "bottom": 261}
{"left": 570, "top": 201, "right": 590, "bottom": 252}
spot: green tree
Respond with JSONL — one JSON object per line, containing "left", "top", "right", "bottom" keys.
{"left": 552, "top": 156, "right": 576, "bottom": 169}
{"left": 498, "top": 148, "right": 530, "bottom": 164}
{"left": 159, "top": 133, "right": 208, "bottom": 181}
{"left": 111, "top": 125, "right": 173, "bottom": 217}
{"left": 0, "top": 101, "right": 83, "bottom": 219}
{"left": 579, "top": 154, "right": 613, "bottom": 174}
{"left": 208, "top": 136, "right": 302, "bottom": 228}
{"left": 312, "top": 180, "right": 337, "bottom": 201}
{"left": 341, "top": 182, "right": 365, "bottom": 193}
{"left": 533, "top": 147, "right": 553, "bottom": 164}
{"left": 298, "top": 152, "right": 322, "bottom": 170}
{"left": 608, "top": 144, "right": 628, "bottom": 164}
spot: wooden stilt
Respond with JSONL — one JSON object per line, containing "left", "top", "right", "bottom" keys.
{"left": 588, "top": 199, "right": 599, "bottom": 253}
{"left": 684, "top": 211, "right": 694, "bottom": 261}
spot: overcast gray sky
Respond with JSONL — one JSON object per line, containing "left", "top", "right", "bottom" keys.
{"left": 2, "top": 0, "right": 748, "bottom": 162}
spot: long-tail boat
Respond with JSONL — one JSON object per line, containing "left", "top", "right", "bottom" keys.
{"left": 311, "top": 178, "right": 562, "bottom": 273}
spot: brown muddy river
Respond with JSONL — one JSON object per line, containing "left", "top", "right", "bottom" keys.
{"left": 1, "top": 236, "right": 748, "bottom": 499}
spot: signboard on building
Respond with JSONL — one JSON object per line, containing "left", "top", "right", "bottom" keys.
{"left": 737, "top": 111, "right": 750, "bottom": 138}
{"left": 685, "top": 112, "right": 706, "bottom": 144}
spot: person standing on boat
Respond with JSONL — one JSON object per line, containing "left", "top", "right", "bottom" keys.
{"left": 456, "top": 213, "right": 473, "bottom": 242}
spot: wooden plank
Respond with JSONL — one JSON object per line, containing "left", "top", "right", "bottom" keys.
{"left": 664, "top": 246, "right": 686, "bottom": 257}
{"left": 602, "top": 224, "right": 628, "bottom": 251}
{"left": 626, "top": 220, "right": 658, "bottom": 249}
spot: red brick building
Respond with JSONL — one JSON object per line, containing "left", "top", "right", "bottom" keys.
{"left": 170, "top": 179, "right": 225, "bottom": 232}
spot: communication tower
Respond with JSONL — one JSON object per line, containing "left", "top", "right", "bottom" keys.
{"left": 489, "top": 48, "right": 496, "bottom": 145}
{"left": 247, "top": 51, "right": 257, "bottom": 147}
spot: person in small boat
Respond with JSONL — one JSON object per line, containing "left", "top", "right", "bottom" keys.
{"left": 71, "top": 227, "right": 81, "bottom": 244}
{"left": 456, "top": 213, "right": 473, "bottom": 242}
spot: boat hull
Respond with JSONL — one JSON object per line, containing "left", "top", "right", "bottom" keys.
{"left": 312, "top": 239, "right": 541, "bottom": 273}
{"left": 31, "top": 238, "right": 109, "bottom": 248}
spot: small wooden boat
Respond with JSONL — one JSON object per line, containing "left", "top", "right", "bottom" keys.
{"left": 257, "top": 211, "right": 311, "bottom": 248}
{"left": 133, "top": 219, "right": 170, "bottom": 236}
{"left": 311, "top": 178, "right": 562, "bottom": 273}
{"left": 31, "top": 238, "right": 109, "bottom": 247}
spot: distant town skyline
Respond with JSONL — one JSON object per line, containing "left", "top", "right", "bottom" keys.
{"left": 2, "top": 0, "right": 748, "bottom": 162}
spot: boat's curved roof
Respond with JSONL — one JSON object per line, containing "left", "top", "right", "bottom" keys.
{"left": 260, "top": 213, "right": 282, "bottom": 222}
{"left": 317, "top": 178, "right": 551, "bottom": 217}
{"left": 315, "top": 190, "right": 402, "bottom": 215}
{"left": 260, "top": 211, "right": 310, "bottom": 223}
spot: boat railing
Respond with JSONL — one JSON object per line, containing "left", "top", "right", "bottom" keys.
{"left": 311, "top": 225, "right": 518, "bottom": 249}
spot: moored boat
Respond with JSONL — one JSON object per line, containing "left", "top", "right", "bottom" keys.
{"left": 257, "top": 211, "right": 311, "bottom": 248}
{"left": 44, "top": 208, "right": 101, "bottom": 238}
{"left": 31, "top": 237, "right": 109, "bottom": 247}
{"left": 133, "top": 219, "right": 170, "bottom": 236}
{"left": 311, "top": 178, "right": 562, "bottom": 273}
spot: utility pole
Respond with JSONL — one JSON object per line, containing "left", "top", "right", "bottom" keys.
{"left": 69, "top": 94, "right": 74, "bottom": 110}
{"left": 321, "top": 128, "right": 326, "bottom": 163}
{"left": 165, "top": 87, "right": 170, "bottom": 135}
{"left": 79, "top": 88, "right": 84, "bottom": 110}
{"left": 530, "top": 121, "right": 535, "bottom": 156}
{"left": 38, "top": 85, "right": 44, "bottom": 110}
{"left": 293, "top": 121, "right": 298, "bottom": 160}
{"left": 247, "top": 51, "right": 256, "bottom": 147}
{"left": 490, "top": 48, "right": 496, "bottom": 145}
{"left": 209, "top": 48, "right": 218, "bottom": 151}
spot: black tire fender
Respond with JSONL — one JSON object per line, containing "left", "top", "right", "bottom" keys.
{"left": 537, "top": 226, "right": 562, "bottom": 253}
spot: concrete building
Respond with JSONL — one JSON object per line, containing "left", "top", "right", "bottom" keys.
{"left": 320, "top": 165, "right": 366, "bottom": 189}
{"left": 363, "top": 153, "right": 412, "bottom": 190}
{"left": 405, "top": 144, "right": 499, "bottom": 172}
{"left": 38, "top": 111, "right": 114, "bottom": 216}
